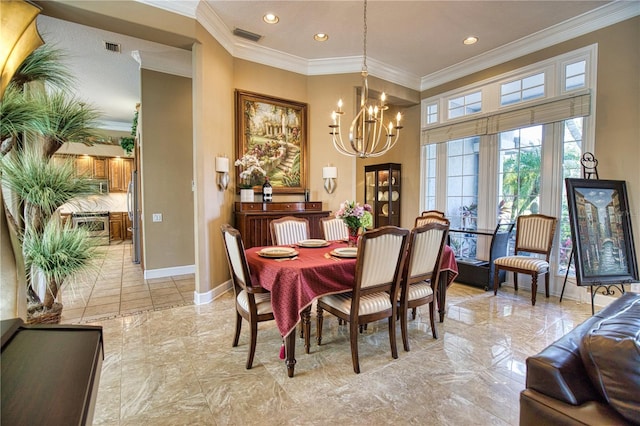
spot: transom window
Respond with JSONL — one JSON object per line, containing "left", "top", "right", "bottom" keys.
{"left": 565, "top": 60, "right": 586, "bottom": 91}
{"left": 500, "top": 72, "right": 545, "bottom": 106}
{"left": 448, "top": 91, "right": 481, "bottom": 119}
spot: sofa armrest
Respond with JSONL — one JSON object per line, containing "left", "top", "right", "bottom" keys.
{"left": 526, "top": 319, "right": 602, "bottom": 405}
{"left": 520, "top": 389, "right": 629, "bottom": 426}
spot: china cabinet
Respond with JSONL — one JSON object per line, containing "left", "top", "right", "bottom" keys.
{"left": 364, "top": 163, "right": 401, "bottom": 228}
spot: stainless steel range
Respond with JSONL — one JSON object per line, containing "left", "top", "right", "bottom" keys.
{"left": 71, "top": 211, "right": 110, "bottom": 245}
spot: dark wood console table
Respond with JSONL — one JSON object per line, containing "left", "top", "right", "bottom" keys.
{"left": 1, "top": 318, "right": 104, "bottom": 426}
{"left": 234, "top": 201, "right": 331, "bottom": 248}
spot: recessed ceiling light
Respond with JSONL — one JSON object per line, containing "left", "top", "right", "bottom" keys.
{"left": 263, "top": 13, "right": 279, "bottom": 24}
{"left": 314, "top": 33, "right": 329, "bottom": 42}
{"left": 463, "top": 36, "right": 478, "bottom": 45}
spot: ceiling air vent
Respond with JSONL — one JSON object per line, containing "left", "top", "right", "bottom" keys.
{"left": 104, "top": 41, "right": 121, "bottom": 53}
{"left": 233, "top": 28, "right": 262, "bottom": 42}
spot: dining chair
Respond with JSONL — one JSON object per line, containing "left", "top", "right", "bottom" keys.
{"left": 220, "top": 224, "right": 275, "bottom": 369}
{"left": 320, "top": 216, "right": 349, "bottom": 241}
{"left": 316, "top": 226, "right": 409, "bottom": 374}
{"left": 270, "top": 216, "right": 310, "bottom": 246}
{"left": 493, "top": 214, "right": 558, "bottom": 305}
{"left": 398, "top": 222, "right": 449, "bottom": 351}
{"left": 420, "top": 210, "right": 446, "bottom": 218}
{"left": 414, "top": 215, "right": 450, "bottom": 227}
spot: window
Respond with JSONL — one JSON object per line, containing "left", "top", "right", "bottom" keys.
{"left": 420, "top": 45, "right": 595, "bottom": 286}
{"left": 446, "top": 137, "right": 479, "bottom": 257}
{"left": 448, "top": 91, "right": 481, "bottom": 119}
{"left": 558, "top": 117, "right": 583, "bottom": 273}
{"left": 500, "top": 72, "right": 545, "bottom": 106}
{"left": 497, "top": 126, "right": 542, "bottom": 222}
{"left": 565, "top": 60, "right": 586, "bottom": 91}
{"left": 425, "top": 103, "right": 438, "bottom": 124}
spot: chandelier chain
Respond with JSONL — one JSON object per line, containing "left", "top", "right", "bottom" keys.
{"left": 362, "top": 0, "right": 367, "bottom": 73}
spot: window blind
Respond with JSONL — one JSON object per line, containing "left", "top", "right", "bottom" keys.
{"left": 422, "top": 90, "right": 591, "bottom": 145}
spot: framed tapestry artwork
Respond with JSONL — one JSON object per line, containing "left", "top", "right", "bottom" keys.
{"left": 235, "top": 90, "right": 308, "bottom": 194}
{"left": 565, "top": 178, "right": 638, "bottom": 286}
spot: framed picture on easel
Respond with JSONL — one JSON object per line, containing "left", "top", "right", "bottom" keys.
{"left": 565, "top": 178, "right": 638, "bottom": 286}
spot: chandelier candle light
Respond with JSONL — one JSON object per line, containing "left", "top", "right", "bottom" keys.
{"left": 329, "top": 0, "right": 402, "bottom": 158}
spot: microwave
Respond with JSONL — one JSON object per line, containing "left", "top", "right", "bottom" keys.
{"left": 86, "top": 179, "right": 109, "bottom": 194}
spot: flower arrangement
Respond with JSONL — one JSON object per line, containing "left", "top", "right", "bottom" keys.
{"left": 235, "top": 153, "right": 267, "bottom": 188}
{"left": 335, "top": 200, "right": 373, "bottom": 231}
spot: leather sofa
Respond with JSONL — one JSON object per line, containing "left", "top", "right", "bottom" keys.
{"left": 520, "top": 292, "right": 640, "bottom": 425}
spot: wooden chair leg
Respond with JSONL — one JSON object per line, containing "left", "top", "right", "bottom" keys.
{"left": 246, "top": 320, "right": 258, "bottom": 369}
{"left": 401, "top": 304, "right": 410, "bottom": 352}
{"left": 493, "top": 267, "right": 501, "bottom": 295}
{"left": 350, "top": 320, "right": 361, "bottom": 374}
{"left": 233, "top": 311, "right": 242, "bottom": 347}
{"left": 429, "top": 300, "right": 438, "bottom": 340}
{"left": 411, "top": 307, "right": 417, "bottom": 320}
{"left": 514, "top": 272, "right": 519, "bottom": 291}
{"left": 531, "top": 274, "right": 538, "bottom": 306}
{"left": 316, "top": 305, "right": 324, "bottom": 345}
{"left": 388, "top": 314, "right": 398, "bottom": 360}
{"left": 302, "top": 308, "right": 311, "bottom": 354}
{"left": 545, "top": 272, "right": 550, "bottom": 298}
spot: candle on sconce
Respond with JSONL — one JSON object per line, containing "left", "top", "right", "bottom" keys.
{"left": 396, "top": 112, "right": 402, "bottom": 126}
{"left": 215, "top": 157, "right": 229, "bottom": 173}
{"left": 337, "top": 99, "right": 343, "bottom": 113}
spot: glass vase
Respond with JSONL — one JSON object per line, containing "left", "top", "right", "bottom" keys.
{"left": 347, "top": 227, "right": 360, "bottom": 247}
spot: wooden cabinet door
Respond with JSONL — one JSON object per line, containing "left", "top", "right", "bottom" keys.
{"left": 108, "top": 158, "right": 124, "bottom": 192}
{"left": 122, "top": 158, "right": 133, "bottom": 191}
{"left": 93, "top": 157, "right": 107, "bottom": 179}
{"left": 75, "top": 156, "right": 93, "bottom": 178}
{"left": 109, "top": 213, "right": 123, "bottom": 241}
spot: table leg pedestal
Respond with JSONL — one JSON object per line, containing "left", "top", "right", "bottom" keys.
{"left": 285, "top": 331, "right": 297, "bottom": 378}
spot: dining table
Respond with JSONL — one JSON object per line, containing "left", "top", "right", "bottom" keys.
{"left": 245, "top": 241, "right": 458, "bottom": 378}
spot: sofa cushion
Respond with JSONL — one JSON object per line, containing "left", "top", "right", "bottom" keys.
{"left": 580, "top": 295, "right": 640, "bottom": 425}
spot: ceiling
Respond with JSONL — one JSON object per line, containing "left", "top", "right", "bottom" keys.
{"left": 35, "top": 0, "right": 635, "bottom": 131}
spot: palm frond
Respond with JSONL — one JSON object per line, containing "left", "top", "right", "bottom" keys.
{"left": 0, "top": 85, "right": 46, "bottom": 141}
{"left": 36, "top": 90, "right": 102, "bottom": 155}
{"left": 8, "top": 44, "right": 73, "bottom": 90}
{"left": 0, "top": 147, "right": 98, "bottom": 217}
{"left": 23, "top": 219, "right": 99, "bottom": 296}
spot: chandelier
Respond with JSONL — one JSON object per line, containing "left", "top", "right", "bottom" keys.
{"left": 329, "top": 0, "right": 402, "bottom": 158}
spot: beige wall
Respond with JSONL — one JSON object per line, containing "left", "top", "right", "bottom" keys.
{"left": 140, "top": 69, "right": 194, "bottom": 270}
{"left": 422, "top": 16, "right": 640, "bottom": 253}
{"left": 191, "top": 24, "right": 235, "bottom": 296}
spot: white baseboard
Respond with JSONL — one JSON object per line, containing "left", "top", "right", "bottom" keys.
{"left": 193, "top": 279, "right": 232, "bottom": 305}
{"left": 144, "top": 264, "right": 196, "bottom": 280}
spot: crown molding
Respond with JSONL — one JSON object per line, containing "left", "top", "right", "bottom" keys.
{"left": 420, "top": 0, "right": 640, "bottom": 90}
{"left": 131, "top": 49, "right": 192, "bottom": 78}
{"left": 143, "top": 0, "right": 639, "bottom": 91}
{"left": 134, "top": 0, "right": 199, "bottom": 18}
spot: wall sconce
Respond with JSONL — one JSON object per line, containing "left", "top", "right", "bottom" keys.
{"left": 215, "top": 156, "right": 230, "bottom": 190}
{"left": 322, "top": 166, "right": 337, "bottom": 194}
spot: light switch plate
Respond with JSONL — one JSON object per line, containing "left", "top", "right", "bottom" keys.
{"left": 152, "top": 213, "right": 162, "bottom": 222}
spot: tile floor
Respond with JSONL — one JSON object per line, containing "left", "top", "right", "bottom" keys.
{"left": 61, "top": 242, "right": 194, "bottom": 324}
{"left": 62, "top": 252, "right": 597, "bottom": 425}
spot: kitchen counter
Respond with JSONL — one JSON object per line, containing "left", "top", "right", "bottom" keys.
{"left": 59, "top": 193, "right": 127, "bottom": 214}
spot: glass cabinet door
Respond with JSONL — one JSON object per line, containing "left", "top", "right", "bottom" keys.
{"left": 364, "top": 163, "right": 401, "bottom": 228}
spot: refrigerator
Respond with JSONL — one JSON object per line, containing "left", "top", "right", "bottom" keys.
{"left": 127, "top": 170, "right": 141, "bottom": 264}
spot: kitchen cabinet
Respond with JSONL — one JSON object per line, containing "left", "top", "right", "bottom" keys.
{"left": 108, "top": 158, "right": 133, "bottom": 192}
{"left": 234, "top": 202, "right": 330, "bottom": 248}
{"left": 53, "top": 154, "right": 107, "bottom": 179}
{"left": 109, "top": 212, "right": 124, "bottom": 241}
{"left": 109, "top": 212, "right": 132, "bottom": 242}
{"left": 364, "top": 163, "right": 401, "bottom": 228}
{"left": 92, "top": 157, "right": 107, "bottom": 179}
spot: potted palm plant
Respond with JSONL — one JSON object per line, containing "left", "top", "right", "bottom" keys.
{"left": 1, "top": 44, "right": 103, "bottom": 322}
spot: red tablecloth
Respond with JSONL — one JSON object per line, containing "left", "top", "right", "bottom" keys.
{"left": 246, "top": 243, "right": 458, "bottom": 337}
{"left": 246, "top": 242, "right": 356, "bottom": 337}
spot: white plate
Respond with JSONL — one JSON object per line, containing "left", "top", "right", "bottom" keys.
{"left": 382, "top": 204, "right": 389, "bottom": 216}
{"left": 382, "top": 191, "right": 389, "bottom": 201}
{"left": 331, "top": 247, "right": 358, "bottom": 258}
{"left": 258, "top": 247, "right": 299, "bottom": 258}
{"left": 391, "top": 191, "right": 399, "bottom": 201}
{"left": 378, "top": 191, "right": 384, "bottom": 201}
{"left": 298, "top": 239, "right": 329, "bottom": 248}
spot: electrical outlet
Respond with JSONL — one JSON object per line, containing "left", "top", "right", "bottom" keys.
{"left": 152, "top": 213, "right": 163, "bottom": 222}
